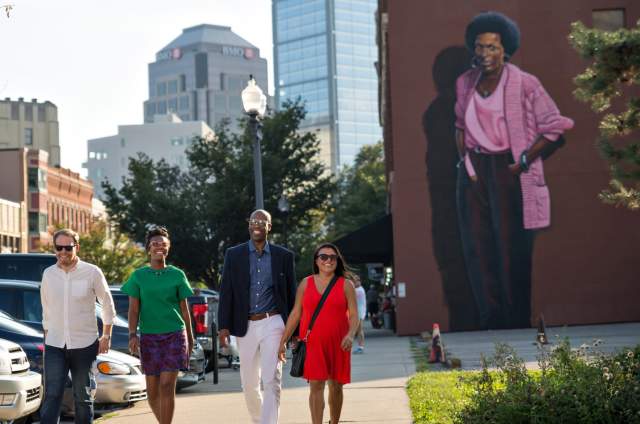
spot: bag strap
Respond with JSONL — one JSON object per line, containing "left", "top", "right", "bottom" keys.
{"left": 303, "top": 275, "right": 339, "bottom": 341}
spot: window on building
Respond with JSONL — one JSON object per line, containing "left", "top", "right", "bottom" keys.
{"left": 157, "top": 101, "right": 167, "bottom": 114}
{"left": 157, "top": 81, "right": 167, "bottom": 96}
{"left": 24, "top": 128, "right": 33, "bottom": 145}
{"left": 179, "top": 95, "right": 190, "bottom": 110}
{"left": 25, "top": 105, "right": 33, "bottom": 121}
{"left": 179, "top": 74, "right": 186, "bottom": 92}
{"left": 227, "top": 76, "right": 244, "bottom": 93}
{"left": 214, "top": 94, "right": 227, "bottom": 112}
{"left": 28, "top": 168, "right": 38, "bottom": 189}
{"left": 146, "top": 102, "right": 156, "bottom": 117}
{"left": 11, "top": 103, "right": 18, "bottom": 120}
{"left": 593, "top": 9, "right": 625, "bottom": 31}
{"left": 28, "top": 212, "right": 47, "bottom": 233}
{"left": 195, "top": 53, "right": 209, "bottom": 89}
{"left": 170, "top": 137, "right": 184, "bottom": 147}
{"left": 168, "top": 97, "right": 178, "bottom": 112}
{"left": 228, "top": 96, "right": 242, "bottom": 112}
{"left": 168, "top": 80, "right": 178, "bottom": 94}
{"left": 38, "top": 105, "right": 46, "bottom": 122}
{"left": 121, "top": 157, "right": 126, "bottom": 167}
{"left": 120, "top": 138, "right": 126, "bottom": 148}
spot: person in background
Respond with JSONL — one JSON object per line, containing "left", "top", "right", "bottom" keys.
{"left": 278, "top": 243, "right": 359, "bottom": 424}
{"left": 366, "top": 284, "right": 379, "bottom": 322}
{"left": 352, "top": 274, "right": 367, "bottom": 354}
{"left": 123, "top": 226, "right": 194, "bottom": 424}
{"left": 40, "top": 228, "right": 115, "bottom": 424}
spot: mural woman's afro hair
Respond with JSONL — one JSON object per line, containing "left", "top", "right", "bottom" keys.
{"left": 465, "top": 12, "right": 521, "bottom": 57}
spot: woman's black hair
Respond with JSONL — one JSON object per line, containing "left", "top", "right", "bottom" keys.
{"left": 312, "top": 242, "right": 350, "bottom": 278}
{"left": 145, "top": 226, "right": 170, "bottom": 250}
{"left": 465, "top": 11, "right": 521, "bottom": 58}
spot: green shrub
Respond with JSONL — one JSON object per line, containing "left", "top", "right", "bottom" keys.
{"left": 457, "top": 342, "right": 640, "bottom": 424}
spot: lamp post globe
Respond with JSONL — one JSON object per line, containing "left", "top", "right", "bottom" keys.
{"left": 242, "top": 75, "right": 267, "bottom": 209}
{"left": 242, "top": 75, "right": 267, "bottom": 116}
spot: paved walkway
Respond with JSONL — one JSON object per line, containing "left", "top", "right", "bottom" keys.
{"left": 100, "top": 323, "right": 415, "bottom": 423}
{"left": 440, "top": 322, "right": 640, "bottom": 370}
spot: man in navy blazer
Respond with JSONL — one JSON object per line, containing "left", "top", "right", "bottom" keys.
{"left": 218, "top": 209, "right": 296, "bottom": 424}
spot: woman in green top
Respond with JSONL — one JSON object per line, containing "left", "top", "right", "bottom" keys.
{"left": 123, "top": 226, "right": 194, "bottom": 424}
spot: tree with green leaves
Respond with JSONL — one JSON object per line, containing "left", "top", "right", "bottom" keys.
{"left": 76, "top": 221, "right": 146, "bottom": 284}
{"left": 328, "top": 140, "right": 387, "bottom": 240}
{"left": 570, "top": 20, "right": 640, "bottom": 210}
{"left": 102, "top": 100, "right": 335, "bottom": 286}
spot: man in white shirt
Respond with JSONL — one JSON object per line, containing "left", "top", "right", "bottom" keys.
{"left": 40, "top": 229, "right": 116, "bottom": 424}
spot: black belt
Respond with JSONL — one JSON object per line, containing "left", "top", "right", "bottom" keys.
{"left": 248, "top": 310, "right": 279, "bottom": 321}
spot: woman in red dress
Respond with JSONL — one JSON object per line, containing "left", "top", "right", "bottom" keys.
{"left": 279, "top": 243, "right": 359, "bottom": 424}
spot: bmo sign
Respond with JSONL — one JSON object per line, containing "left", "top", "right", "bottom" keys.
{"left": 156, "top": 48, "right": 182, "bottom": 61}
{"left": 222, "top": 46, "right": 256, "bottom": 60}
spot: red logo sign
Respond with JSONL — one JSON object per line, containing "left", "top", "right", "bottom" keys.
{"left": 244, "top": 48, "right": 255, "bottom": 60}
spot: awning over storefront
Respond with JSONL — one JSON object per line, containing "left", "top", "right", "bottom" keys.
{"left": 333, "top": 214, "right": 393, "bottom": 265}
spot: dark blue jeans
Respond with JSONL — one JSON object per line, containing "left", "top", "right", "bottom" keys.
{"left": 41, "top": 339, "right": 98, "bottom": 424}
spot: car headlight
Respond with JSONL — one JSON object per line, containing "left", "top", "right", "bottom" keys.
{"left": 97, "top": 361, "right": 131, "bottom": 375}
{"left": 0, "top": 357, "right": 10, "bottom": 374}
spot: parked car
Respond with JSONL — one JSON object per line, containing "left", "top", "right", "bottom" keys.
{"left": 0, "top": 338, "right": 42, "bottom": 423}
{"left": 0, "top": 310, "right": 147, "bottom": 417}
{"left": 0, "top": 278, "right": 129, "bottom": 356}
{"left": 110, "top": 285, "right": 219, "bottom": 373}
{"left": 0, "top": 253, "right": 56, "bottom": 282}
{"left": 0, "top": 279, "right": 206, "bottom": 390}
{"left": 0, "top": 310, "right": 44, "bottom": 373}
{"left": 62, "top": 349, "right": 147, "bottom": 416}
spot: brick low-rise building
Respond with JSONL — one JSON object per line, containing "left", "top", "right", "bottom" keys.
{"left": 0, "top": 148, "right": 94, "bottom": 251}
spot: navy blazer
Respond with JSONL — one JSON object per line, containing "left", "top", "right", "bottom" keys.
{"left": 217, "top": 241, "right": 296, "bottom": 337}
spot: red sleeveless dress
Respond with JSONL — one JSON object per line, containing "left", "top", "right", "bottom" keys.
{"left": 299, "top": 275, "right": 351, "bottom": 384}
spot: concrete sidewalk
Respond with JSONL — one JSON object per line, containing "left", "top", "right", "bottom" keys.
{"left": 441, "top": 322, "right": 640, "bottom": 370}
{"left": 100, "top": 323, "right": 415, "bottom": 423}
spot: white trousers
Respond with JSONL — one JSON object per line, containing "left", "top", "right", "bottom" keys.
{"left": 237, "top": 315, "right": 284, "bottom": 424}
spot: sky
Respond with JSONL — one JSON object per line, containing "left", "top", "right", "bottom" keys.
{"left": 0, "top": 0, "right": 273, "bottom": 176}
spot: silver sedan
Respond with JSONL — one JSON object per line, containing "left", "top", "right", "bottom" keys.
{"left": 62, "top": 350, "right": 146, "bottom": 416}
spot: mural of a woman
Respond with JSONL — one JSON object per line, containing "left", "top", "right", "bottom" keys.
{"left": 454, "top": 12, "right": 573, "bottom": 329}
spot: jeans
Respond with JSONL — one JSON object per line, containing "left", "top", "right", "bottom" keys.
{"left": 40, "top": 339, "right": 98, "bottom": 424}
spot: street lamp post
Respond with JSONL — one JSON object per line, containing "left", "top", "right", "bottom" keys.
{"left": 241, "top": 75, "right": 267, "bottom": 209}
{"left": 278, "top": 194, "right": 290, "bottom": 248}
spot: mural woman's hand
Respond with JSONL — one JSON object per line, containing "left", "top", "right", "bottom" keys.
{"left": 509, "top": 162, "right": 522, "bottom": 176}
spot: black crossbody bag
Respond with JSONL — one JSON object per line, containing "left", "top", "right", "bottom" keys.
{"left": 290, "top": 274, "right": 339, "bottom": 378}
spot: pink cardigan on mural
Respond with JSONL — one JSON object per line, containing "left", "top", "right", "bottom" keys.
{"left": 454, "top": 63, "right": 574, "bottom": 229}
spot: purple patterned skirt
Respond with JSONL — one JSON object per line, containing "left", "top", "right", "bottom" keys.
{"left": 140, "top": 330, "right": 189, "bottom": 375}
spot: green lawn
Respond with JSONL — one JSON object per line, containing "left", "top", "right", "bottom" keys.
{"left": 406, "top": 370, "right": 476, "bottom": 424}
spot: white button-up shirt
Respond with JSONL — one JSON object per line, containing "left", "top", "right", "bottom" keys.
{"left": 41, "top": 259, "right": 116, "bottom": 349}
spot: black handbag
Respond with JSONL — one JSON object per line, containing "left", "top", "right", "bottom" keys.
{"left": 290, "top": 275, "right": 339, "bottom": 378}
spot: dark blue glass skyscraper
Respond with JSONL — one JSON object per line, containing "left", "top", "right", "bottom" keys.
{"left": 273, "top": 0, "right": 381, "bottom": 171}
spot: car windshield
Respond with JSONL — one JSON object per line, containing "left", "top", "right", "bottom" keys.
{"left": 111, "top": 294, "right": 130, "bottom": 316}
{"left": 0, "top": 312, "right": 43, "bottom": 337}
{"left": 95, "top": 303, "right": 129, "bottom": 327}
